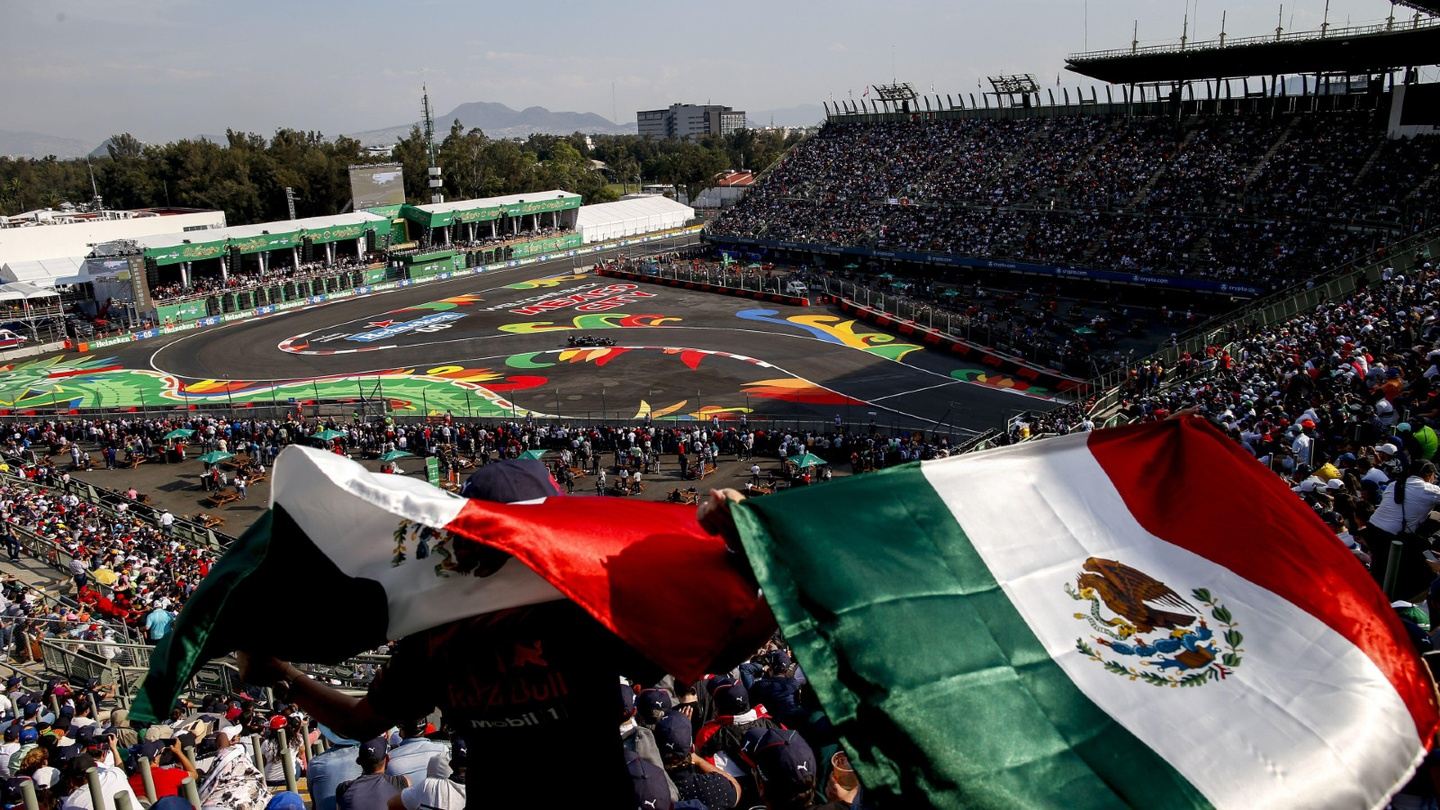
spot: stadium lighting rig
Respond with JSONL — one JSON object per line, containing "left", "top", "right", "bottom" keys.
{"left": 986, "top": 74, "right": 1041, "bottom": 107}
{"left": 870, "top": 82, "right": 919, "bottom": 110}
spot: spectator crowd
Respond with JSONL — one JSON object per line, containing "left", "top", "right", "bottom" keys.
{"left": 712, "top": 111, "right": 1439, "bottom": 291}
{"left": 149, "top": 253, "right": 385, "bottom": 305}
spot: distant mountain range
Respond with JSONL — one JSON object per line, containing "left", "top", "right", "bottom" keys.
{"left": 0, "top": 129, "right": 93, "bottom": 159}
{"left": 1, "top": 99, "right": 827, "bottom": 159}
{"left": 348, "top": 101, "right": 635, "bottom": 146}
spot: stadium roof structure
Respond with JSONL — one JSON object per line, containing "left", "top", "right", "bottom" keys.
{"left": 1066, "top": 17, "right": 1440, "bottom": 84}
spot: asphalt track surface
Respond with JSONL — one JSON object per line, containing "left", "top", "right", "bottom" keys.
{"left": 120, "top": 245, "right": 1057, "bottom": 434}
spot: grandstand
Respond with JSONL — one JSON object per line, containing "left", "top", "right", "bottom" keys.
{"left": 8, "top": 7, "right": 1440, "bottom": 810}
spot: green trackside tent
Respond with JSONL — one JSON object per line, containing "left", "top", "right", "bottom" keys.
{"left": 163, "top": 428, "right": 195, "bottom": 440}
{"left": 787, "top": 453, "right": 829, "bottom": 468}
{"left": 402, "top": 190, "right": 581, "bottom": 231}
{"left": 227, "top": 227, "right": 302, "bottom": 254}
{"left": 140, "top": 237, "right": 229, "bottom": 267}
{"left": 378, "top": 450, "right": 414, "bottom": 461}
{"left": 300, "top": 213, "right": 388, "bottom": 245}
{"left": 519, "top": 448, "right": 548, "bottom": 460}
{"left": 311, "top": 429, "right": 346, "bottom": 442}
{"left": 198, "top": 451, "right": 233, "bottom": 465}
{"left": 942, "top": 288, "right": 960, "bottom": 297}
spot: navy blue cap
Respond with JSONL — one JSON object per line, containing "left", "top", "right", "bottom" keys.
{"left": 636, "top": 688, "right": 673, "bottom": 719}
{"left": 18, "top": 728, "right": 36, "bottom": 744}
{"left": 626, "top": 749, "right": 672, "bottom": 809}
{"left": 749, "top": 729, "right": 817, "bottom": 792}
{"left": 356, "top": 736, "right": 388, "bottom": 767}
{"left": 0, "top": 777, "right": 26, "bottom": 805}
{"left": 460, "top": 459, "right": 561, "bottom": 503}
{"left": 653, "top": 713, "right": 693, "bottom": 760}
{"left": 713, "top": 681, "right": 750, "bottom": 716}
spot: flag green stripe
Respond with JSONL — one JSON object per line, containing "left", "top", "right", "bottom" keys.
{"left": 733, "top": 463, "right": 1214, "bottom": 809}
{"left": 132, "top": 506, "right": 390, "bottom": 725}
{"left": 132, "top": 510, "right": 275, "bottom": 725}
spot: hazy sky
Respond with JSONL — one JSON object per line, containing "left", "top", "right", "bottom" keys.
{"left": 0, "top": 0, "right": 1414, "bottom": 142}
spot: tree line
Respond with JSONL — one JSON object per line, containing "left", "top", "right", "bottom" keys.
{"left": 0, "top": 124, "right": 806, "bottom": 225}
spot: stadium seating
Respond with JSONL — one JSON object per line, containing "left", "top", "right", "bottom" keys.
{"left": 711, "top": 111, "right": 1440, "bottom": 291}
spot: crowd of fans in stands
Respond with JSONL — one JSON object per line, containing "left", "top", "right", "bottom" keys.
{"left": 1113, "top": 259, "right": 1440, "bottom": 609}
{"left": 711, "top": 112, "right": 1440, "bottom": 291}
{"left": 149, "top": 253, "right": 385, "bottom": 304}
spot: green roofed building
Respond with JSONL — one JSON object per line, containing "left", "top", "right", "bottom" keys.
{"left": 401, "top": 190, "right": 581, "bottom": 245}
{"left": 134, "top": 211, "right": 391, "bottom": 291}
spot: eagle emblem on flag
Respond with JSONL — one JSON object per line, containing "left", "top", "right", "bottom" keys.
{"left": 392, "top": 518, "right": 509, "bottom": 578}
{"left": 1065, "top": 557, "right": 1244, "bottom": 687}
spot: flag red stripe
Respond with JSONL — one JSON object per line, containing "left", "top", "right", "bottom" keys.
{"left": 445, "top": 497, "right": 774, "bottom": 682}
{"left": 1088, "top": 416, "right": 1440, "bottom": 741}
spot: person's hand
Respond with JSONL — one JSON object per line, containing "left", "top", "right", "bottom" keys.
{"left": 236, "top": 650, "right": 293, "bottom": 687}
{"left": 697, "top": 489, "right": 746, "bottom": 549}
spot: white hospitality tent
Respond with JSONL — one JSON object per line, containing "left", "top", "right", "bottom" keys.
{"left": 576, "top": 196, "right": 695, "bottom": 244}
{"left": 0, "top": 281, "right": 63, "bottom": 338}
{"left": 0, "top": 256, "right": 91, "bottom": 287}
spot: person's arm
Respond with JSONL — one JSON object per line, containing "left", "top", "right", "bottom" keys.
{"left": 689, "top": 752, "right": 742, "bottom": 806}
{"left": 236, "top": 653, "right": 391, "bottom": 740}
{"left": 170, "top": 739, "right": 198, "bottom": 781}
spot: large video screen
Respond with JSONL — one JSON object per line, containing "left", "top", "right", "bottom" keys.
{"left": 349, "top": 163, "right": 407, "bottom": 209}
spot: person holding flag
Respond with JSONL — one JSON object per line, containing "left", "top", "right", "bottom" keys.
{"left": 137, "top": 417, "right": 1439, "bottom": 808}
{"left": 236, "top": 459, "right": 712, "bottom": 804}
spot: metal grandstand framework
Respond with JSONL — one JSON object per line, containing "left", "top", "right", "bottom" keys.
{"left": 1065, "top": 15, "right": 1440, "bottom": 83}
{"left": 1395, "top": 0, "right": 1440, "bottom": 17}
{"left": 870, "top": 82, "right": 919, "bottom": 111}
{"left": 986, "top": 74, "right": 1042, "bottom": 107}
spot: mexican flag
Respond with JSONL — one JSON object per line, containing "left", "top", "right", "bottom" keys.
{"left": 733, "top": 416, "right": 1440, "bottom": 809}
{"left": 130, "top": 446, "right": 773, "bottom": 724}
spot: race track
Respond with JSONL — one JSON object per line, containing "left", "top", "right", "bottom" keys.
{"left": 3, "top": 248, "right": 1062, "bottom": 435}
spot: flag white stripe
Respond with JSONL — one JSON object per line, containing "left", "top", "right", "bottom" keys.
{"left": 272, "top": 446, "right": 562, "bottom": 640}
{"left": 921, "top": 433, "right": 1424, "bottom": 810}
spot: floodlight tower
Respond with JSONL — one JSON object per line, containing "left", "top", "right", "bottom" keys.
{"left": 986, "top": 74, "right": 1042, "bottom": 108}
{"left": 422, "top": 86, "right": 444, "bottom": 204}
{"left": 871, "top": 82, "right": 919, "bottom": 112}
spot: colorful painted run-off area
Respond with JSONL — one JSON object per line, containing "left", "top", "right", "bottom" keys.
{"left": 0, "top": 262, "right": 1066, "bottom": 431}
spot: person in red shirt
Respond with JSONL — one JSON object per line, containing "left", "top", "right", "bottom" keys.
{"left": 127, "top": 738, "right": 198, "bottom": 798}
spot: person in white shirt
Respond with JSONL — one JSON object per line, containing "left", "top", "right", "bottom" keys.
{"left": 1366, "top": 461, "right": 1440, "bottom": 594}
{"left": 58, "top": 752, "right": 140, "bottom": 810}
{"left": 0, "top": 726, "right": 19, "bottom": 774}
{"left": 1368, "top": 463, "right": 1440, "bottom": 535}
